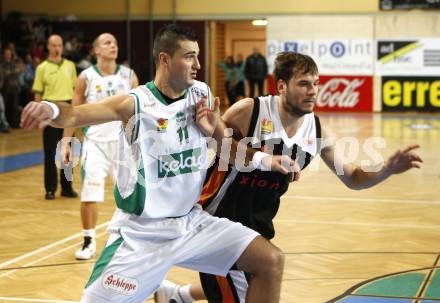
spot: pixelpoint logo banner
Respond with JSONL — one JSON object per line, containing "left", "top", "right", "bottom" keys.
{"left": 267, "top": 39, "right": 374, "bottom": 76}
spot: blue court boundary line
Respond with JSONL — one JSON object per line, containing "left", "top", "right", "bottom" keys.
{"left": 0, "top": 150, "right": 44, "bottom": 173}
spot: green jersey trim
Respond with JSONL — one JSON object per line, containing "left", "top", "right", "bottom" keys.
{"left": 82, "top": 126, "right": 90, "bottom": 136}
{"left": 114, "top": 167, "right": 146, "bottom": 216}
{"left": 92, "top": 64, "right": 120, "bottom": 77}
{"left": 146, "top": 81, "right": 188, "bottom": 106}
{"left": 81, "top": 153, "right": 87, "bottom": 182}
{"left": 85, "top": 236, "right": 123, "bottom": 288}
{"left": 128, "top": 92, "right": 141, "bottom": 144}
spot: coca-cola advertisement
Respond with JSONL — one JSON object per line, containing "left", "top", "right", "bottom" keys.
{"left": 315, "top": 75, "right": 373, "bottom": 112}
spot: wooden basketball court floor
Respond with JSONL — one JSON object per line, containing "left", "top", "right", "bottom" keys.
{"left": 0, "top": 112, "right": 439, "bottom": 303}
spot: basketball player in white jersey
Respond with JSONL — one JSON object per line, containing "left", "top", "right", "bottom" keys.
{"left": 62, "top": 33, "right": 139, "bottom": 260}
{"left": 155, "top": 52, "right": 423, "bottom": 303}
{"left": 21, "top": 24, "right": 298, "bottom": 303}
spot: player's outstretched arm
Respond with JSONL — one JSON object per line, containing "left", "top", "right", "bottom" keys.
{"left": 320, "top": 126, "right": 423, "bottom": 190}
{"left": 21, "top": 94, "right": 135, "bottom": 130}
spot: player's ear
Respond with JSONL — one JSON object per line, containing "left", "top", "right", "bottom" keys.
{"left": 277, "top": 79, "right": 287, "bottom": 95}
{"left": 159, "top": 52, "right": 170, "bottom": 66}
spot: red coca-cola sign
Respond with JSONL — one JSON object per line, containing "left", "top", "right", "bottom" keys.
{"left": 315, "top": 75, "right": 373, "bottom": 112}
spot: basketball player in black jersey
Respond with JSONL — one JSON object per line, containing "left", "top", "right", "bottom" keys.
{"left": 154, "top": 52, "right": 422, "bottom": 303}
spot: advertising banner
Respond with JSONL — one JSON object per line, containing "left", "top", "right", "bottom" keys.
{"left": 267, "top": 39, "right": 374, "bottom": 76}
{"left": 382, "top": 76, "right": 440, "bottom": 112}
{"left": 376, "top": 39, "right": 440, "bottom": 76}
{"left": 380, "top": 0, "right": 440, "bottom": 10}
{"left": 315, "top": 75, "right": 373, "bottom": 112}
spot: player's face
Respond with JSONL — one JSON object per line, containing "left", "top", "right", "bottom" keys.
{"left": 283, "top": 72, "right": 319, "bottom": 116}
{"left": 47, "top": 36, "right": 63, "bottom": 59}
{"left": 95, "top": 34, "right": 118, "bottom": 60}
{"left": 168, "top": 40, "right": 200, "bottom": 89}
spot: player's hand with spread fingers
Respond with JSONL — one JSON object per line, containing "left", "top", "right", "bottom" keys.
{"left": 384, "top": 144, "right": 423, "bottom": 175}
{"left": 196, "top": 96, "right": 220, "bottom": 137}
{"left": 20, "top": 101, "right": 55, "bottom": 130}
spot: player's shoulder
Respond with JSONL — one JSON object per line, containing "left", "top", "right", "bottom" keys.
{"left": 118, "top": 64, "right": 133, "bottom": 73}
{"left": 233, "top": 97, "right": 255, "bottom": 112}
{"left": 80, "top": 66, "right": 95, "bottom": 77}
{"left": 128, "top": 84, "right": 145, "bottom": 95}
{"left": 187, "top": 80, "right": 211, "bottom": 100}
{"left": 117, "top": 65, "right": 135, "bottom": 79}
{"left": 191, "top": 80, "right": 209, "bottom": 91}
{"left": 223, "top": 97, "right": 255, "bottom": 122}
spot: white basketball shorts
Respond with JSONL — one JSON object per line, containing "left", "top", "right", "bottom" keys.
{"left": 80, "top": 205, "right": 259, "bottom": 303}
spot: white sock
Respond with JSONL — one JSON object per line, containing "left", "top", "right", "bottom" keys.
{"left": 178, "top": 284, "right": 195, "bottom": 303}
{"left": 82, "top": 229, "right": 95, "bottom": 238}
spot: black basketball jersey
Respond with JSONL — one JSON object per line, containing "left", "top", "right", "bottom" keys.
{"left": 200, "top": 95, "right": 321, "bottom": 239}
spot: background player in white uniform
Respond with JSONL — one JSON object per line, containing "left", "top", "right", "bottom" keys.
{"left": 21, "top": 24, "right": 298, "bottom": 303}
{"left": 62, "top": 33, "right": 139, "bottom": 260}
{"left": 155, "top": 52, "right": 423, "bottom": 303}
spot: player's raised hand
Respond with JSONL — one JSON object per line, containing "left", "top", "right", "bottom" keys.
{"left": 21, "top": 101, "right": 54, "bottom": 130}
{"left": 196, "top": 96, "right": 220, "bottom": 137}
{"left": 385, "top": 144, "right": 423, "bottom": 174}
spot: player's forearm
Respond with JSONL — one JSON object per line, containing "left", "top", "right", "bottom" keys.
{"left": 63, "top": 127, "right": 75, "bottom": 138}
{"left": 51, "top": 102, "right": 120, "bottom": 128}
{"left": 50, "top": 102, "right": 77, "bottom": 128}
{"left": 343, "top": 164, "right": 392, "bottom": 190}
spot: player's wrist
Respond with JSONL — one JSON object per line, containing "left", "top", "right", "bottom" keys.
{"left": 252, "top": 151, "right": 271, "bottom": 170}
{"left": 41, "top": 101, "right": 60, "bottom": 120}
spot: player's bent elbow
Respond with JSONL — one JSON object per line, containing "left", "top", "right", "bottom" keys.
{"left": 265, "top": 246, "right": 285, "bottom": 276}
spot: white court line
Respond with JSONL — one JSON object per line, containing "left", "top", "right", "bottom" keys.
{"left": 0, "top": 208, "right": 114, "bottom": 215}
{"left": 275, "top": 219, "right": 440, "bottom": 230}
{"left": 0, "top": 298, "right": 78, "bottom": 303}
{"left": 0, "top": 231, "right": 107, "bottom": 279}
{"left": 282, "top": 195, "right": 440, "bottom": 205}
{"left": 0, "top": 209, "right": 80, "bottom": 215}
{"left": 0, "top": 222, "right": 108, "bottom": 269}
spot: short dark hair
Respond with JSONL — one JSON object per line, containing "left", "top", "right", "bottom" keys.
{"left": 273, "top": 52, "right": 318, "bottom": 83}
{"left": 153, "top": 24, "right": 198, "bottom": 67}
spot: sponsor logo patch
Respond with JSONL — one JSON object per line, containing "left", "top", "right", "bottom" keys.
{"left": 102, "top": 273, "right": 138, "bottom": 295}
{"left": 156, "top": 118, "right": 168, "bottom": 132}
{"left": 157, "top": 147, "right": 203, "bottom": 177}
{"left": 261, "top": 119, "right": 273, "bottom": 135}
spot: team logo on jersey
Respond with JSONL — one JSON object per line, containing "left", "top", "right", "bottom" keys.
{"left": 261, "top": 119, "right": 273, "bottom": 135}
{"left": 157, "top": 147, "right": 203, "bottom": 178}
{"left": 95, "top": 85, "right": 103, "bottom": 93}
{"left": 156, "top": 118, "right": 168, "bottom": 132}
{"left": 176, "top": 111, "right": 186, "bottom": 125}
{"left": 102, "top": 272, "right": 138, "bottom": 295}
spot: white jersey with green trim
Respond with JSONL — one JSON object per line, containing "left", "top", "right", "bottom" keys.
{"left": 81, "top": 64, "right": 134, "bottom": 142}
{"left": 114, "top": 80, "right": 213, "bottom": 219}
